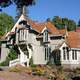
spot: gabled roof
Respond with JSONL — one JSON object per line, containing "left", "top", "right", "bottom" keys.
{"left": 44, "top": 22, "right": 59, "bottom": 34}
{"left": 0, "top": 14, "right": 60, "bottom": 40}
{"left": 56, "top": 31, "right": 80, "bottom": 49}
{"left": 59, "top": 29, "right": 66, "bottom": 35}
{"left": 66, "top": 31, "right": 80, "bottom": 48}
{"left": 26, "top": 19, "right": 60, "bottom": 34}
{"left": 7, "top": 14, "right": 59, "bottom": 35}
{"left": 11, "top": 14, "right": 27, "bottom": 32}
{"left": 27, "top": 20, "right": 44, "bottom": 33}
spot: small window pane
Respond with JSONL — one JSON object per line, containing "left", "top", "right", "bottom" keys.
{"left": 75, "top": 50, "right": 77, "bottom": 60}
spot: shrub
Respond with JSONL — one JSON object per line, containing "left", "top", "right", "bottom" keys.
{"left": 9, "top": 66, "right": 21, "bottom": 72}
{"left": 31, "top": 66, "right": 45, "bottom": 76}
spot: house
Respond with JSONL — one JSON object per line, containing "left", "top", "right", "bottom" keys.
{"left": 0, "top": 14, "right": 80, "bottom": 68}
{"left": 56, "top": 31, "right": 80, "bottom": 68}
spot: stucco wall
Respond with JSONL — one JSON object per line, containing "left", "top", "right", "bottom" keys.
{"left": 28, "top": 32, "right": 47, "bottom": 65}
{"left": 0, "top": 43, "right": 9, "bottom": 63}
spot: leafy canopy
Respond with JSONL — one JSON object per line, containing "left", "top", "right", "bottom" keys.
{"left": 0, "top": 0, "right": 35, "bottom": 8}
{"left": 0, "top": 13, "right": 14, "bottom": 35}
{"left": 0, "top": 0, "right": 35, "bottom": 19}
{"left": 51, "top": 16, "right": 76, "bottom": 31}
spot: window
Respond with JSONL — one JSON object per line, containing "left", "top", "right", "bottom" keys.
{"left": 66, "top": 47, "right": 69, "bottom": 60}
{"left": 19, "top": 29, "right": 23, "bottom": 41}
{"left": 63, "top": 47, "right": 69, "bottom": 60}
{"left": 63, "top": 47, "right": 66, "bottom": 60}
{"left": 72, "top": 50, "right": 77, "bottom": 60}
{"left": 19, "top": 29, "right": 28, "bottom": 41}
{"left": 72, "top": 50, "right": 75, "bottom": 60}
{"left": 43, "top": 30, "right": 48, "bottom": 42}
{"left": 44, "top": 45, "right": 51, "bottom": 60}
{"left": 75, "top": 50, "right": 77, "bottom": 60}
{"left": 67, "top": 52, "right": 69, "bottom": 60}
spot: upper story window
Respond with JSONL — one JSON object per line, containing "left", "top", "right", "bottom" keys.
{"left": 19, "top": 29, "right": 28, "bottom": 42}
{"left": 18, "top": 20, "right": 30, "bottom": 42}
{"left": 43, "top": 30, "right": 48, "bottom": 42}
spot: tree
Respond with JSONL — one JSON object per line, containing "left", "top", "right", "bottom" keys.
{"left": 68, "top": 20, "right": 76, "bottom": 31}
{"left": 62, "top": 18, "right": 76, "bottom": 31}
{"left": 62, "top": 18, "right": 68, "bottom": 26}
{"left": 51, "top": 16, "right": 76, "bottom": 31}
{"left": 0, "top": 0, "right": 35, "bottom": 18}
{"left": 52, "top": 16, "right": 64, "bottom": 29}
{"left": 0, "top": 0, "right": 35, "bottom": 8}
{"left": 0, "top": 13, "right": 14, "bottom": 35}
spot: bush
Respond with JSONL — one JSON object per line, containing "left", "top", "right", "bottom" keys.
{"left": 0, "top": 59, "right": 9, "bottom": 66}
{"left": 9, "top": 66, "right": 21, "bottom": 72}
{"left": 31, "top": 66, "right": 46, "bottom": 76}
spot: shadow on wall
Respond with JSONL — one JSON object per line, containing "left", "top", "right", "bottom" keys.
{"left": 50, "top": 49, "right": 61, "bottom": 66}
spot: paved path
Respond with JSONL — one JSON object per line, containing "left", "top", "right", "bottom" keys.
{"left": 0, "top": 71, "right": 47, "bottom": 80}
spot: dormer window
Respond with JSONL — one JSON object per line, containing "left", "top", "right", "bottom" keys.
{"left": 43, "top": 30, "right": 48, "bottom": 42}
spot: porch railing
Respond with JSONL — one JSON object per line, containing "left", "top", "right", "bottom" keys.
{"left": 9, "top": 58, "right": 20, "bottom": 67}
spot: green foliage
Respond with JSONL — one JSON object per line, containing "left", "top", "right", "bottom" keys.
{"left": 0, "top": 0, "right": 35, "bottom": 8}
{"left": 0, "top": 13, "right": 14, "bottom": 35}
{"left": 0, "top": 0, "right": 35, "bottom": 19}
{"left": 0, "top": 0, "right": 12, "bottom": 8}
{"left": 0, "top": 46, "right": 18, "bottom": 66}
{"left": 52, "top": 16, "right": 64, "bottom": 29}
{"left": 52, "top": 16, "right": 76, "bottom": 31}
{"left": 7, "top": 47, "right": 18, "bottom": 60}
{"left": 0, "top": 58, "right": 9, "bottom": 66}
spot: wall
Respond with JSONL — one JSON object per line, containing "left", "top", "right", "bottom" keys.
{"left": 60, "top": 42, "right": 80, "bottom": 68}
{"left": 0, "top": 43, "right": 9, "bottom": 63}
{"left": 28, "top": 32, "right": 47, "bottom": 65}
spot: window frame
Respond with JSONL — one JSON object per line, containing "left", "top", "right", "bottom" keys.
{"left": 43, "top": 30, "right": 48, "bottom": 42}
{"left": 63, "top": 47, "right": 69, "bottom": 60}
{"left": 72, "top": 50, "right": 77, "bottom": 60}
{"left": 44, "top": 45, "right": 51, "bottom": 61}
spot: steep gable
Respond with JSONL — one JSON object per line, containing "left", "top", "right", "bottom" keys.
{"left": 0, "top": 14, "right": 60, "bottom": 41}
{"left": 44, "top": 22, "right": 59, "bottom": 34}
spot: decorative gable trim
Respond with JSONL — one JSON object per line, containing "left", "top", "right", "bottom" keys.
{"left": 41, "top": 26, "right": 47, "bottom": 33}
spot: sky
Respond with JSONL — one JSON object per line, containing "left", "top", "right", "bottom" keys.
{"left": 1, "top": 0, "right": 80, "bottom": 23}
